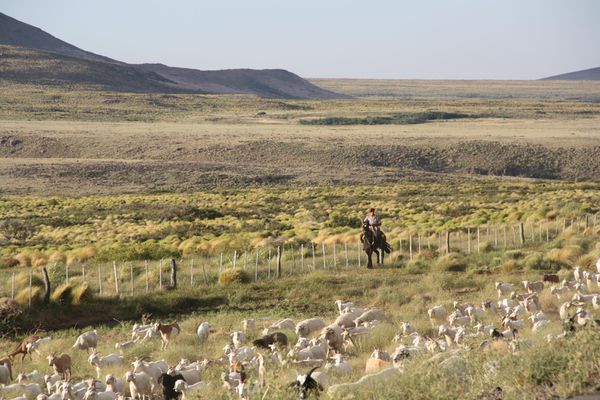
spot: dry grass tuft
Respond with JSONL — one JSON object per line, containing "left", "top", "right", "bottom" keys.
{"left": 219, "top": 269, "right": 251, "bottom": 285}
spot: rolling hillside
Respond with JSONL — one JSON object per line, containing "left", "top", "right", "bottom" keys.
{"left": 0, "top": 12, "right": 343, "bottom": 99}
{"left": 542, "top": 66, "right": 600, "bottom": 81}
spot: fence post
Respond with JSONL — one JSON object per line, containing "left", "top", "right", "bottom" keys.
{"left": 333, "top": 244, "right": 337, "bottom": 269}
{"left": 277, "top": 246, "right": 282, "bottom": 278}
{"left": 98, "top": 265, "right": 102, "bottom": 295}
{"left": 233, "top": 251, "right": 237, "bottom": 269}
{"left": 322, "top": 243, "right": 327, "bottom": 270}
{"left": 409, "top": 233, "right": 413, "bottom": 261}
{"left": 344, "top": 242, "right": 349, "bottom": 270}
{"left": 268, "top": 248, "right": 272, "bottom": 279}
{"left": 190, "top": 258, "right": 194, "bottom": 286}
{"left": 291, "top": 246, "right": 295, "bottom": 274}
{"left": 145, "top": 260, "right": 149, "bottom": 294}
{"left": 28, "top": 271, "right": 32, "bottom": 308}
{"left": 494, "top": 225, "right": 498, "bottom": 248}
{"left": 11, "top": 272, "right": 15, "bottom": 299}
{"left": 82, "top": 265, "right": 86, "bottom": 282}
{"left": 113, "top": 261, "right": 119, "bottom": 296}
{"left": 477, "top": 227, "right": 481, "bottom": 253}
{"left": 357, "top": 241, "right": 361, "bottom": 268}
{"left": 301, "top": 244, "right": 305, "bottom": 272}
{"left": 159, "top": 259, "right": 163, "bottom": 290}
{"left": 170, "top": 258, "right": 177, "bottom": 289}
{"left": 313, "top": 243, "right": 317, "bottom": 270}
{"left": 42, "top": 266, "right": 51, "bottom": 304}
{"left": 255, "top": 248, "right": 259, "bottom": 281}
{"left": 519, "top": 223, "right": 525, "bottom": 244}
{"left": 467, "top": 227, "right": 471, "bottom": 254}
{"left": 445, "top": 231, "right": 450, "bottom": 254}
{"left": 130, "top": 263, "right": 134, "bottom": 297}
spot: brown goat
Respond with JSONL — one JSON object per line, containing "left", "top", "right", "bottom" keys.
{"left": 47, "top": 353, "right": 71, "bottom": 380}
{"left": 8, "top": 335, "right": 40, "bottom": 366}
{"left": 153, "top": 322, "right": 181, "bottom": 350}
{"left": 543, "top": 274, "right": 560, "bottom": 283}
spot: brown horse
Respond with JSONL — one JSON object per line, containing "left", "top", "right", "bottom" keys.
{"left": 361, "top": 222, "right": 391, "bottom": 269}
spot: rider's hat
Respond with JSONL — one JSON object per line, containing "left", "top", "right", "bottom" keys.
{"left": 368, "top": 207, "right": 375, "bottom": 213}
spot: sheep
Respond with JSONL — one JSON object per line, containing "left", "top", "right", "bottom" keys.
{"left": 532, "top": 320, "right": 550, "bottom": 332}
{"left": 262, "top": 319, "right": 295, "bottom": 335}
{"left": 296, "top": 318, "right": 327, "bottom": 338}
{"left": 252, "top": 332, "right": 288, "bottom": 349}
{"left": 230, "top": 331, "right": 246, "bottom": 348}
{"left": 543, "top": 274, "right": 560, "bottom": 283}
{"left": 448, "top": 311, "right": 470, "bottom": 327}
{"left": 59, "top": 382, "right": 87, "bottom": 400}
{"left": 474, "top": 322, "right": 494, "bottom": 335}
{"left": 322, "top": 324, "right": 344, "bottom": 356}
{"left": 573, "top": 293, "right": 599, "bottom": 304}
{"left": 82, "top": 386, "right": 116, "bottom": 400}
{"left": 153, "top": 322, "right": 180, "bottom": 350}
{"left": 400, "top": 322, "right": 416, "bottom": 335}
{"left": 452, "top": 301, "right": 473, "bottom": 314}
{"left": 0, "top": 361, "right": 12, "bottom": 385}
{"left": 334, "top": 300, "right": 354, "bottom": 314}
{"left": 365, "top": 349, "right": 391, "bottom": 373}
{"left": 528, "top": 311, "right": 549, "bottom": 324}
{"left": 47, "top": 354, "right": 71, "bottom": 380}
{"left": 131, "top": 358, "right": 168, "bottom": 383}
{"left": 324, "top": 354, "right": 352, "bottom": 376}
{"left": 196, "top": 322, "right": 210, "bottom": 341}
{"left": 88, "top": 352, "right": 124, "bottom": 378}
{"left": 328, "top": 367, "right": 402, "bottom": 399}
{"left": 559, "top": 302, "right": 573, "bottom": 319}
{"left": 289, "top": 339, "right": 328, "bottom": 362}
{"left": 166, "top": 367, "right": 201, "bottom": 386}
{"left": 131, "top": 324, "right": 158, "bottom": 343}
{"left": 125, "top": 371, "right": 153, "bottom": 400}
{"left": 104, "top": 375, "right": 125, "bottom": 394}
{"left": 114, "top": 341, "right": 135, "bottom": 352}
{"left": 465, "top": 306, "right": 485, "bottom": 323}
{"left": 551, "top": 285, "right": 570, "bottom": 298}
{"left": 72, "top": 331, "right": 98, "bottom": 353}
{"left": 427, "top": 305, "right": 447, "bottom": 325}
{"left": 173, "top": 379, "right": 208, "bottom": 400}
{"left": 522, "top": 280, "right": 544, "bottom": 293}
{"left": 481, "top": 300, "right": 497, "bottom": 312}
{"left": 37, "top": 394, "right": 61, "bottom": 400}
{"left": 354, "top": 309, "right": 385, "bottom": 327}
{"left": 16, "top": 370, "right": 42, "bottom": 384}
{"left": 25, "top": 337, "right": 52, "bottom": 356}
{"left": 502, "top": 317, "right": 524, "bottom": 330}
{"left": 224, "top": 345, "right": 255, "bottom": 365}
{"left": 241, "top": 319, "right": 255, "bottom": 333}
{"left": 495, "top": 282, "right": 514, "bottom": 297}
{"left": 334, "top": 312, "right": 360, "bottom": 328}
{"left": 43, "top": 374, "right": 61, "bottom": 394}
{"left": 438, "top": 325, "right": 464, "bottom": 346}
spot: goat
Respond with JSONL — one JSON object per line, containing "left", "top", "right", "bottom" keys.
{"left": 0, "top": 360, "right": 12, "bottom": 385}
{"left": 167, "top": 367, "right": 201, "bottom": 386}
{"left": 427, "top": 305, "right": 447, "bottom": 325}
{"left": 173, "top": 379, "right": 208, "bottom": 400}
{"left": 522, "top": 280, "right": 544, "bottom": 293}
{"left": 230, "top": 331, "right": 246, "bottom": 349}
{"left": 290, "top": 367, "right": 324, "bottom": 399}
{"left": 495, "top": 282, "right": 514, "bottom": 297}
{"left": 16, "top": 370, "right": 42, "bottom": 384}
{"left": 262, "top": 319, "right": 295, "bottom": 335}
{"left": 47, "top": 354, "right": 71, "bottom": 380}
{"left": 132, "top": 358, "right": 168, "bottom": 383}
{"left": 543, "top": 274, "right": 560, "bottom": 283}
{"left": 72, "top": 331, "right": 98, "bottom": 353}
{"left": 157, "top": 372, "right": 184, "bottom": 400}
{"left": 296, "top": 318, "right": 327, "bottom": 338}
{"left": 105, "top": 375, "right": 125, "bottom": 394}
{"left": 252, "top": 332, "right": 288, "bottom": 349}
{"left": 7, "top": 335, "right": 40, "bottom": 366}
{"left": 354, "top": 309, "right": 385, "bottom": 327}
{"left": 88, "top": 352, "right": 124, "bottom": 378}
{"left": 125, "top": 371, "right": 154, "bottom": 400}
{"left": 153, "top": 322, "right": 180, "bottom": 350}
{"left": 241, "top": 319, "right": 255, "bottom": 333}
{"left": 26, "top": 337, "right": 52, "bottom": 356}
{"left": 196, "top": 322, "right": 210, "bottom": 341}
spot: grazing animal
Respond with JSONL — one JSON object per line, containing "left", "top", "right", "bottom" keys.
{"left": 196, "top": 322, "right": 210, "bottom": 341}
{"left": 47, "top": 353, "right": 71, "bottom": 380}
{"left": 543, "top": 274, "right": 560, "bottom": 283}
{"left": 495, "top": 282, "right": 514, "bottom": 298}
{"left": 296, "top": 318, "right": 327, "bottom": 338}
{"left": 8, "top": 335, "right": 41, "bottom": 365}
{"left": 173, "top": 380, "right": 208, "bottom": 400}
{"left": 360, "top": 221, "right": 391, "bottom": 269}
{"left": 88, "top": 352, "right": 124, "bottom": 378}
{"left": 291, "top": 367, "right": 324, "bottom": 399}
{"left": 0, "top": 360, "right": 12, "bottom": 385}
{"left": 522, "top": 280, "right": 544, "bottom": 293}
{"left": 154, "top": 322, "right": 181, "bottom": 350}
{"left": 158, "top": 372, "right": 185, "bottom": 400}
{"left": 72, "top": 331, "right": 98, "bottom": 353}
{"left": 252, "top": 332, "right": 288, "bottom": 349}
{"left": 125, "top": 371, "right": 153, "bottom": 400}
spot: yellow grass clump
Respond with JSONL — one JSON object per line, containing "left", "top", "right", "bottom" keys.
{"left": 67, "top": 247, "right": 96, "bottom": 266}
{"left": 435, "top": 252, "right": 467, "bottom": 272}
{"left": 14, "top": 253, "right": 31, "bottom": 267}
{"left": 71, "top": 282, "right": 92, "bottom": 304}
{"left": 14, "top": 271, "right": 44, "bottom": 289}
{"left": 48, "top": 251, "right": 67, "bottom": 264}
{"left": 0, "top": 256, "right": 19, "bottom": 269}
{"left": 219, "top": 268, "right": 251, "bottom": 285}
{"left": 14, "top": 287, "right": 42, "bottom": 305}
{"left": 546, "top": 245, "right": 583, "bottom": 264}
{"left": 51, "top": 283, "right": 73, "bottom": 304}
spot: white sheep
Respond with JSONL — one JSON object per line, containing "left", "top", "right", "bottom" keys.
{"left": 114, "top": 341, "right": 135, "bottom": 352}
{"left": 131, "top": 359, "right": 167, "bottom": 383}
{"left": 334, "top": 312, "right": 360, "bottom": 328}
{"left": 495, "top": 282, "right": 514, "bottom": 297}
{"left": 559, "top": 302, "right": 572, "bottom": 320}
{"left": 196, "top": 322, "right": 210, "bottom": 341}
{"left": 230, "top": 331, "right": 246, "bottom": 348}
{"left": 82, "top": 387, "right": 116, "bottom": 400}
{"left": 25, "top": 337, "right": 52, "bottom": 356}
{"left": 354, "top": 309, "right": 385, "bottom": 327}
{"left": 427, "top": 305, "right": 447, "bottom": 324}
{"left": 166, "top": 367, "right": 201, "bottom": 386}
{"left": 296, "top": 318, "right": 327, "bottom": 337}
{"left": 17, "top": 370, "right": 42, "bottom": 384}
{"left": 72, "top": 331, "right": 98, "bottom": 353}
{"left": 0, "top": 362, "right": 12, "bottom": 385}
{"left": 522, "top": 280, "right": 544, "bottom": 293}
{"left": 173, "top": 379, "right": 208, "bottom": 400}
{"left": 262, "top": 318, "right": 295, "bottom": 335}
{"left": 334, "top": 300, "right": 354, "bottom": 314}
{"left": 125, "top": 371, "right": 153, "bottom": 400}
{"left": 327, "top": 367, "right": 401, "bottom": 399}
{"left": 88, "top": 352, "right": 124, "bottom": 378}
{"left": 43, "top": 374, "right": 62, "bottom": 394}
{"left": 325, "top": 354, "right": 352, "bottom": 376}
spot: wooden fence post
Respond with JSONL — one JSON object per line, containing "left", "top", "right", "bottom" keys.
{"left": 98, "top": 265, "right": 102, "bottom": 295}
{"left": 322, "top": 243, "right": 327, "bottom": 270}
{"left": 28, "top": 271, "right": 32, "bottom": 308}
{"left": 277, "top": 246, "right": 282, "bottom": 278}
{"left": 344, "top": 242, "right": 349, "bottom": 270}
{"left": 313, "top": 243, "right": 317, "bottom": 270}
{"left": 170, "top": 258, "right": 177, "bottom": 289}
{"left": 467, "top": 227, "right": 471, "bottom": 254}
{"left": 145, "top": 260, "right": 149, "bottom": 294}
{"left": 301, "top": 244, "right": 305, "bottom": 272}
{"left": 477, "top": 227, "right": 481, "bottom": 253}
{"left": 356, "top": 241, "right": 361, "bottom": 268}
{"left": 233, "top": 251, "right": 237, "bottom": 269}
{"left": 409, "top": 233, "right": 413, "bottom": 261}
{"left": 445, "top": 231, "right": 450, "bottom": 254}
{"left": 42, "top": 266, "right": 51, "bottom": 304}
{"left": 519, "top": 223, "right": 525, "bottom": 244}
{"left": 255, "top": 248, "right": 259, "bottom": 281}
{"left": 268, "top": 248, "right": 272, "bottom": 279}
{"left": 130, "top": 263, "right": 134, "bottom": 297}
{"left": 113, "top": 261, "right": 119, "bottom": 296}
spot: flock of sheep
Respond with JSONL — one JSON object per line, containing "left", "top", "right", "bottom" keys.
{"left": 1, "top": 259, "right": 600, "bottom": 399}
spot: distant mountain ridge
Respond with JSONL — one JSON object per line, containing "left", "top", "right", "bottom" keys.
{"left": 0, "top": 12, "right": 344, "bottom": 99}
{"left": 542, "top": 67, "right": 600, "bottom": 81}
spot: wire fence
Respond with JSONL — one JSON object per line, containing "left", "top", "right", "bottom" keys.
{"left": 1, "top": 214, "right": 598, "bottom": 304}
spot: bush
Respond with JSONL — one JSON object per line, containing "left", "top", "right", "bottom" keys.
{"left": 435, "top": 253, "right": 467, "bottom": 272}
{"left": 0, "top": 256, "right": 19, "bottom": 269}
{"left": 71, "top": 282, "right": 92, "bottom": 304}
{"left": 51, "top": 283, "right": 73, "bottom": 304}
{"left": 405, "top": 260, "right": 430, "bottom": 274}
{"left": 14, "top": 272, "right": 44, "bottom": 289}
{"left": 505, "top": 250, "right": 525, "bottom": 259}
{"left": 416, "top": 248, "right": 437, "bottom": 260}
{"left": 48, "top": 251, "right": 66, "bottom": 264}
{"left": 546, "top": 245, "right": 583, "bottom": 264}
{"left": 14, "top": 253, "right": 31, "bottom": 267}
{"left": 478, "top": 241, "right": 494, "bottom": 253}
{"left": 14, "top": 287, "right": 43, "bottom": 305}
{"left": 524, "top": 253, "right": 567, "bottom": 272}
{"left": 500, "top": 260, "right": 521, "bottom": 273}
{"left": 219, "top": 269, "right": 251, "bottom": 285}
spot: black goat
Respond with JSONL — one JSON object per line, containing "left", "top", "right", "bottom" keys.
{"left": 252, "top": 332, "right": 288, "bottom": 349}
{"left": 158, "top": 373, "right": 185, "bottom": 400}
{"left": 291, "top": 366, "right": 323, "bottom": 399}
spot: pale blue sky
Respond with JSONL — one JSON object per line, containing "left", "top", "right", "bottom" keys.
{"left": 3, "top": 0, "right": 599, "bottom": 79}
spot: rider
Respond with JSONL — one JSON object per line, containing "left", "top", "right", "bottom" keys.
{"left": 364, "top": 207, "right": 382, "bottom": 244}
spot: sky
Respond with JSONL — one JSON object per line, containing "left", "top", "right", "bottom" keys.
{"left": 2, "top": 0, "right": 600, "bottom": 79}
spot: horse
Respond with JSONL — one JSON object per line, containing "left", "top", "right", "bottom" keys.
{"left": 360, "top": 221, "right": 391, "bottom": 269}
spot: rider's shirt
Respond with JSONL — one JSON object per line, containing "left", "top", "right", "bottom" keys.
{"left": 364, "top": 215, "right": 381, "bottom": 227}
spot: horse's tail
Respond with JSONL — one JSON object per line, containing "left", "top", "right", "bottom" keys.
{"left": 384, "top": 241, "right": 392, "bottom": 254}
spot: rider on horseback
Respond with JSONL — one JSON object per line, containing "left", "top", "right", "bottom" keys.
{"left": 364, "top": 207, "right": 383, "bottom": 245}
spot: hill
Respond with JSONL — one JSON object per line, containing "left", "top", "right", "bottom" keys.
{"left": 542, "top": 66, "right": 600, "bottom": 81}
{"left": 0, "top": 12, "right": 343, "bottom": 99}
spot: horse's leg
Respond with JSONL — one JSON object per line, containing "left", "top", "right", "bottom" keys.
{"left": 366, "top": 250, "right": 373, "bottom": 269}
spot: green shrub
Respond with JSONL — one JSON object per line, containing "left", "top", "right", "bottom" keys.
{"left": 500, "top": 259, "right": 521, "bottom": 273}
{"left": 435, "top": 252, "right": 467, "bottom": 272}
{"left": 505, "top": 250, "right": 525, "bottom": 259}
{"left": 219, "top": 269, "right": 251, "bottom": 285}
{"left": 405, "top": 260, "right": 430, "bottom": 274}
{"left": 524, "top": 253, "right": 567, "bottom": 272}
